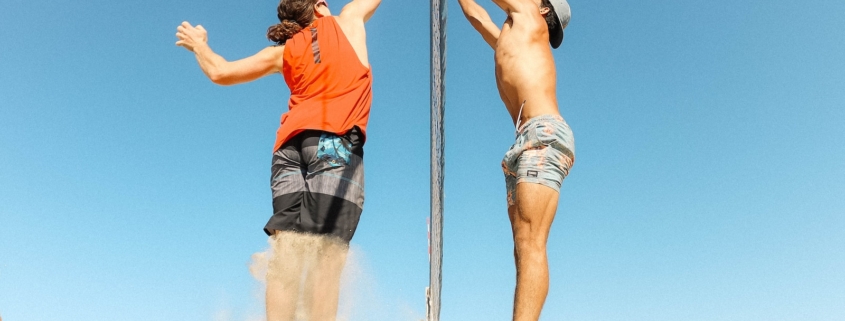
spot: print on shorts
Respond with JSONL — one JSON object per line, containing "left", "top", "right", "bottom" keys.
{"left": 502, "top": 115, "right": 575, "bottom": 206}
{"left": 317, "top": 133, "right": 351, "bottom": 167}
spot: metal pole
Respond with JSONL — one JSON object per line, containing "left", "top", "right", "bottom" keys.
{"left": 428, "top": 0, "right": 446, "bottom": 319}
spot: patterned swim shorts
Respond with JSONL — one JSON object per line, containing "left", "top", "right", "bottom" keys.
{"left": 502, "top": 115, "right": 575, "bottom": 207}
{"left": 265, "top": 127, "right": 365, "bottom": 243}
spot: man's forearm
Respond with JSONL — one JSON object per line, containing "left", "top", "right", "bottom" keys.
{"left": 191, "top": 44, "right": 228, "bottom": 83}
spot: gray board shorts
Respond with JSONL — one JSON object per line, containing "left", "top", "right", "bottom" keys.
{"left": 265, "top": 127, "right": 365, "bottom": 243}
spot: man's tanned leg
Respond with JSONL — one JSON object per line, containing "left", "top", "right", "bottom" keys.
{"left": 303, "top": 237, "right": 348, "bottom": 321}
{"left": 508, "top": 183, "right": 560, "bottom": 321}
{"left": 266, "top": 231, "right": 306, "bottom": 321}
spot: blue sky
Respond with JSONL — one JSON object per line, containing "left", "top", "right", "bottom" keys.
{"left": 1, "top": 0, "right": 844, "bottom": 320}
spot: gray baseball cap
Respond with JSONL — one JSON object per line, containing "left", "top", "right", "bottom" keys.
{"left": 547, "top": 0, "right": 571, "bottom": 49}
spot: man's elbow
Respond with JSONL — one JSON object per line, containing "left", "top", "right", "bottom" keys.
{"left": 207, "top": 70, "right": 235, "bottom": 86}
{"left": 211, "top": 78, "right": 237, "bottom": 86}
{"left": 460, "top": 9, "right": 477, "bottom": 22}
{"left": 458, "top": 5, "right": 488, "bottom": 25}
{"left": 467, "top": 15, "right": 489, "bottom": 30}
{"left": 207, "top": 71, "right": 224, "bottom": 84}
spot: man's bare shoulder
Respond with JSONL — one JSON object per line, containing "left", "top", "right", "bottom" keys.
{"left": 261, "top": 45, "right": 286, "bottom": 57}
{"left": 257, "top": 45, "right": 287, "bottom": 71}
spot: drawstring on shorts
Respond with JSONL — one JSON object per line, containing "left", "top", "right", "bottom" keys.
{"left": 515, "top": 100, "right": 526, "bottom": 136}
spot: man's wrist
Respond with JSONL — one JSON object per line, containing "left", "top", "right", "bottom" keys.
{"left": 192, "top": 42, "right": 211, "bottom": 55}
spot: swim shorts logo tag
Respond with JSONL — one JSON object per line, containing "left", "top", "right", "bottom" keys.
{"left": 527, "top": 170, "right": 539, "bottom": 178}
{"left": 317, "top": 134, "right": 351, "bottom": 167}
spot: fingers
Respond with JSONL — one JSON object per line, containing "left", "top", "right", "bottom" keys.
{"left": 175, "top": 29, "right": 190, "bottom": 42}
{"left": 177, "top": 21, "right": 191, "bottom": 34}
{"left": 176, "top": 22, "right": 206, "bottom": 37}
{"left": 176, "top": 21, "right": 195, "bottom": 34}
{"left": 175, "top": 40, "right": 194, "bottom": 52}
{"left": 175, "top": 20, "right": 206, "bottom": 51}
{"left": 175, "top": 21, "right": 191, "bottom": 49}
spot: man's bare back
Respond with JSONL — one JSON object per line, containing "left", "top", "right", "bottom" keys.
{"left": 494, "top": 6, "right": 560, "bottom": 126}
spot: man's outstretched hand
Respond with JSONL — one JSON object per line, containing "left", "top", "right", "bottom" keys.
{"left": 175, "top": 21, "right": 208, "bottom": 52}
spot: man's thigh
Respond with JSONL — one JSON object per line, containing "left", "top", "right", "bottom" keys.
{"left": 510, "top": 182, "right": 559, "bottom": 242}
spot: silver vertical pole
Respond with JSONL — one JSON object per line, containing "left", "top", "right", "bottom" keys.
{"left": 428, "top": 0, "right": 446, "bottom": 319}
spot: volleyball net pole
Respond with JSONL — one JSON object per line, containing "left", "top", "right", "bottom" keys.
{"left": 427, "top": 0, "right": 446, "bottom": 319}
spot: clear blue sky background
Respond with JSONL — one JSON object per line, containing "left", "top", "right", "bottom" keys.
{"left": 1, "top": 0, "right": 844, "bottom": 320}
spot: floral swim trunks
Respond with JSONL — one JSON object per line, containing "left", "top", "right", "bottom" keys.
{"left": 501, "top": 114, "right": 575, "bottom": 207}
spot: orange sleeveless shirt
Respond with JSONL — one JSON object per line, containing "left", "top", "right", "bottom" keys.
{"left": 274, "top": 16, "right": 373, "bottom": 151}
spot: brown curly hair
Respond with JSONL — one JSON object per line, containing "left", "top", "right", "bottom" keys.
{"left": 267, "top": 0, "right": 317, "bottom": 45}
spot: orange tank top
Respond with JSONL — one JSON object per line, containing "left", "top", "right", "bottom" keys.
{"left": 274, "top": 16, "right": 373, "bottom": 151}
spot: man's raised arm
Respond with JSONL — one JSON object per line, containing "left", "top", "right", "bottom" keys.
{"left": 491, "top": 0, "right": 536, "bottom": 14}
{"left": 458, "top": 0, "right": 501, "bottom": 49}
{"left": 339, "top": 0, "right": 382, "bottom": 22}
{"left": 176, "top": 22, "right": 284, "bottom": 86}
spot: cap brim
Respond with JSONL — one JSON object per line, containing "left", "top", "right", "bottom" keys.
{"left": 547, "top": 0, "right": 571, "bottom": 49}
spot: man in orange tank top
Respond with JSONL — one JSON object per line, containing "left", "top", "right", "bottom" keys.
{"left": 459, "top": 0, "right": 575, "bottom": 320}
{"left": 176, "top": 0, "right": 380, "bottom": 320}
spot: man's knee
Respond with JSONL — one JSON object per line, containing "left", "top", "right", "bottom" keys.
{"left": 511, "top": 213, "right": 550, "bottom": 242}
{"left": 513, "top": 233, "right": 548, "bottom": 255}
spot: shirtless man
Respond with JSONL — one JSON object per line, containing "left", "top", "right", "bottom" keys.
{"left": 457, "top": 0, "right": 575, "bottom": 320}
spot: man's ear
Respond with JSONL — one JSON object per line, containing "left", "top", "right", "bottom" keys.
{"left": 539, "top": 6, "right": 550, "bottom": 16}
{"left": 314, "top": 4, "right": 330, "bottom": 18}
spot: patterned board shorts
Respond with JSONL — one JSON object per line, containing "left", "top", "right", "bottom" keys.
{"left": 502, "top": 115, "right": 575, "bottom": 207}
{"left": 265, "top": 127, "right": 365, "bottom": 243}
